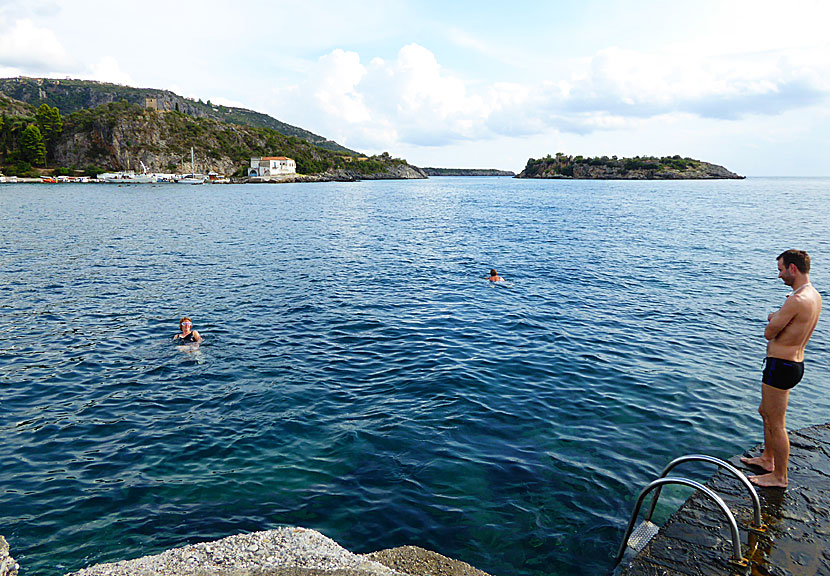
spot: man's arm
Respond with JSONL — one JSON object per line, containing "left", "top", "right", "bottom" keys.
{"left": 765, "top": 299, "right": 798, "bottom": 340}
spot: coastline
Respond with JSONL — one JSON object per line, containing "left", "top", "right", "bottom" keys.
{"left": 0, "top": 174, "right": 424, "bottom": 185}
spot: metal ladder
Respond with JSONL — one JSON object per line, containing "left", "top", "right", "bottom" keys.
{"left": 613, "top": 454, "right": 767, "bottom": 570}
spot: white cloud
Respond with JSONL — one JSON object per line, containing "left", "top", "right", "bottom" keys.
{"left": 314, "top": 49, "right": 371, "bottom": 123}
{"left": 83, "top": 56, "right": 135, "bottom": 86}
{"left": 265, "top": 38, "right": 830, "bottom": 155}
{"left": 0, "top": 18, "right": 74, "bottom": 72}
{"left": 208, "top": 96, "right": 248, "bottom": 109}
{"left": 269, "top": 44, "right": 499, "bottom": 149}
{"left": 563, "top": 46, "right": 829, "bottom": 121}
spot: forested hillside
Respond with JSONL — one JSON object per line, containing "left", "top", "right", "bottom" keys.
{"left": 0, "top": 95, "right": 417, "bottom": 179}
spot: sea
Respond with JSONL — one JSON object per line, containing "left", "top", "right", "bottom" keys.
{"left": 1, "top": 177, "right": 828, "bottom": 576}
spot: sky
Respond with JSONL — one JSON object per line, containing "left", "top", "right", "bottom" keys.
{"left": 1, "top": 0, "right": 829, "bottom": 175}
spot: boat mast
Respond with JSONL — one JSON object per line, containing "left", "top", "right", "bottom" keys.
{"left": 191, "top": 147, "right": 195, "bottom": 176}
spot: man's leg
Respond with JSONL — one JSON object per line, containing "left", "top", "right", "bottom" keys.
{"left": 749, "top": 384, "right": 790, "bottom": 487}
{"left": 741, "top": 404, "right": 775, "bottom": 471}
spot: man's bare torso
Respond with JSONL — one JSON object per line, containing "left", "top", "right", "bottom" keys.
{"left": 766, "top": 286, "right": 822, "bottom": 361}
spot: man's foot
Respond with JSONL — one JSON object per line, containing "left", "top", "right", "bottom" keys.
{"left": 748, "top": 472, "right": 788, "bottom": 488}
{"left": 740, "top": 456, "right": 774, "bottom": 472}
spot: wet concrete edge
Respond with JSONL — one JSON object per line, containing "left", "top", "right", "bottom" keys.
{"left": 620, "top": 422, "right": 830, "bottom": 576}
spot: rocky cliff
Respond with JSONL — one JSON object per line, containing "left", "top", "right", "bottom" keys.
{"left": 517, "top": 153, "right": 744, "bottom": 179}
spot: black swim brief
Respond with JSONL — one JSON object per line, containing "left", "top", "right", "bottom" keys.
{"left": 762, "top": 357, "right": 804, "bottom": 390}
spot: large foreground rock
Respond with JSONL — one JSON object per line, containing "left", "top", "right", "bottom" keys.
{"left": 0, "top": 536, "right": 19, "bottom": 576}
{"left": 62, "top": 527, "right": 493, "bottom": 576}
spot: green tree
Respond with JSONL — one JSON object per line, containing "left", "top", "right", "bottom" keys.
{"left": 36, "top": 104, "right": 54, "bottom": 139}
{"left": 21, "top": 124, "right": 46, "bottom": 166}
{"left": 49, "top": 106, "right": 63, "bottom": 140}
{"left": 35, "top": 103, "right": 63, "bottom": 144}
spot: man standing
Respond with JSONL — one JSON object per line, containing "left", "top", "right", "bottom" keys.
{"left": 741, "top": 250, "right": 822, "bottom": 487}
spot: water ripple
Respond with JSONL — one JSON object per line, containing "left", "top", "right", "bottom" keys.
{"left": 1, "top": 178, "right": 829, "bottom": 576}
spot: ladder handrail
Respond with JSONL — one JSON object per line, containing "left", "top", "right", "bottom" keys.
{"left": 644, "top": 454, "right": 763, "bottom": 529}
{"left": 613, "top": 477, "right": 745, "bottom": 567}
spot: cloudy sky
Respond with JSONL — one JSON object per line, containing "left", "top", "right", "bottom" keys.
{"left": 1, "top": 0, "right": 828, "bottom": 175}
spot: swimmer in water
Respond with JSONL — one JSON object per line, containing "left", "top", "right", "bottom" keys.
{"left": 173, "top": 316, "right": 202, "bottom": 343}
{"left": 488, "top": 269, "right": 505, "bottom": 282}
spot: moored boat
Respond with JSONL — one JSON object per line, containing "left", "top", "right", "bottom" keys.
{"left": 175, "top": 147, "right": 207, "bottom": 184}
{"left": 175, "top": 174, "right": 207, "bottom": 184}
{"left": 97, "top": 171, "right": 156, "bottom": 183}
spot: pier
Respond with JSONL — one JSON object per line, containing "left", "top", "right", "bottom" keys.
{"left": 619, "top": 423, "right": 830, "bottom": 576}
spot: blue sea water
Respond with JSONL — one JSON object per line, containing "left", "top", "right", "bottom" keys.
{"left": 1, "top": 177, "right": 828, "bottom": 576}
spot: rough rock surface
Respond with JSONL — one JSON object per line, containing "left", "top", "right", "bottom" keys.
{"left": 337, "top": 164, "right": 428, "bottom": 180}
{"left": 0, "top": 536, "right": 19, "bottom": 576}
{"left": 366, "top": 546, "right": 492, "bottom": 576}
{"left": 60, "top": 528, "right": 493, "bottom": 576}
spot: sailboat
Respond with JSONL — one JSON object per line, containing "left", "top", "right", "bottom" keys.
{"left": 131, "top": 161, "right": 157, "bottom": 183}
{"left": 98, "top": 159, "right": 156, "bottom": 183}
{"left": 176, "top": 147, "right": 206, "bottom": 184}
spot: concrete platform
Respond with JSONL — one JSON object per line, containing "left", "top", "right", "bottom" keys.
{"left": 619, "top": 423, "right": 830, "bottom": 576}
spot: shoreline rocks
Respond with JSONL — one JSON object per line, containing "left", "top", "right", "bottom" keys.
{"left": 51, "top": 527, "right": 492, "bottom": 576}
{"left": 0, "top": 536, "right": 19, "bottom": 576}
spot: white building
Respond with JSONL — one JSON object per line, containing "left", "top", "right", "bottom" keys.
{"left": 249, "top": 156, "right": 296, "bottom": 177}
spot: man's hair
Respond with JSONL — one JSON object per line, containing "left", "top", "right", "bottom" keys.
{"left": 778, "top": 249, "right": 811, "bottom": 274}
{"left": 490, "top": 269, "right": 498, "bottom": 276}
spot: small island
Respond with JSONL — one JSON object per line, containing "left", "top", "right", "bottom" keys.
{"left": 516, "top": 153, "right": 744, "bottom": 180}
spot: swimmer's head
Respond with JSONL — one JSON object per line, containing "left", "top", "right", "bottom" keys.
{"left": 179, "top": 317, "right": 193, "bottom": 330}
{"left": 490, "top": 269, "right": 498, "bottom": 277}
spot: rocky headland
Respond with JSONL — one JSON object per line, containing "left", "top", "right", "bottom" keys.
{"left": 421, "top": 168, "right": 515, "bottom": 177}
{"left": 517, "top": 153, "right": 744, "bottom": 180}
{"left": 246, "top": 164, "right": 427, "bottom": 183}
{"left": 0, "top": 78, "right": 423, "bottom": 180}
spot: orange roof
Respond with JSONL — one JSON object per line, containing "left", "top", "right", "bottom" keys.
{"left": 262, "top": 156, "right": 292, "bottom": 161}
